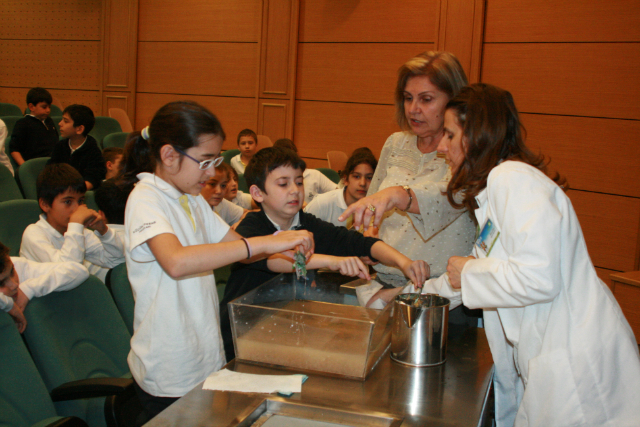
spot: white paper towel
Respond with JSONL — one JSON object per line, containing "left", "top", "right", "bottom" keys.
{"left": 355, "top": 280, "right": 385, "bottom": 309}
{"left": 202, "top": 369, "right": 306, "bottom": 395}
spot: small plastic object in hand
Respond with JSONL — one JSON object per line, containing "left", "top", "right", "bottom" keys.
{"left": 293, "top": 250, "right": 307, "bottom": 280}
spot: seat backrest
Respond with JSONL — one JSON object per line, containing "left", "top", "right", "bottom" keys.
{"left": 18, "top": 157, "right": 49, "bottom": 200}
{"left": 50, "top": 104, "right": 63, "bottom": 116}
{"left": 316, "top": 167, "right": 341, "bottom": 184}
{"left": 102, "top": 131, "right": 129, "bottom": 149}
{"left": 222, "top": 148, "right": 240, "bottom": 165}
{"left": 0, "top": 162, "right": 22, "bottom": 202}
{"left": 1, "top": 115, "right": 23, "bottom": 137}
{"left": 89, "top": 117, "right": 123, "bottom": 149}
{"left": 107, "top": 108, "right": 133, "bottom": 134}
{"left": 237, "top": 173, "right": 249, "bottom": 193}
{"left": 327, "top": 151, "right": 348, "bottom": 174}
{"left": 257, "top": 134, "right": 272, "bottom": 147}
{"left": 0, "top": 312, "right": 59, "bottom": 427}
{"left": 0, "top": 103, "right": 22, "bottom": 116}
{"left": 84, "top": 190, "right": 99, "bottom": 211}
{"left": 0, "top": 199, "right": 41, "bottom": 256}
{"left": 23, "top": 275, "right": 131, "bottom": 425}
{"left": 107, "top": 263, "right": 135, "bottom": 335}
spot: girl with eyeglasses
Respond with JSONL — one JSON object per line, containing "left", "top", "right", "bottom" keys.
{"left": 120, "top": 101, "right": 314, "bottom": 421}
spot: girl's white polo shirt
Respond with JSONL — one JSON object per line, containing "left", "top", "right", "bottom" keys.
{"left": 125, "top": 173, "right": 230, "bottom": 397}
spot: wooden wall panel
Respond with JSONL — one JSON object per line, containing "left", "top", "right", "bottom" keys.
{"left": 522, "top": 114, "right": 640, "bottom": 198}
{"left": 485, "top": 0, "right": 640, "bottom": 42}
{"left": 0, "top": 87, "right": 100, "bottom": 114}
{"left": 481, "top": 43, "right": 640, "bottom": 120}
{"left": 0, "top": 41, "right": 100, "bottom": 90}
{"left": 261, "top": 0, "right": 294, "bottom": 96}
{"left": 569, "top": 190, "right": 640, "bottom": 272}
{"left": 103, "top": 93, "right": 131, "bottom": 122}
{"left": 104, "top": 0, "right": 137, "bottom": 90}
{"left": 299, "top": 0, "right": 438, "bottom": 42}
{"left": 304, "top": 158, "right": 329, "bottom": 169}
{"left": 138, "top": 0, "right": 260, "bottom": 42}
{"left": 293, "top": 101, "right": 397, "bottom": 160}
{"left": 259, "top": 102, "right": 289, "bottom": 142}
{"left": 135, "top": 93, "right": 257, "bottom": 151}
{"left": 596, "top": 268, "right": 616, "bottom": 291}
{"left": 0, "top": 0, "right": 101, "bottom": 40}
{"left": 137, "top": 42, "right": 258, "bottom": 98}
{"left": 296, "top": 43, "right": 432, "bottom": 104}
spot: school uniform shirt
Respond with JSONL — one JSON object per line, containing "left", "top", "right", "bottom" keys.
{"left": 125, "top": 173, "right": 230, "bottom": 397}
{"left": 213, "top": 198, "right": 244, "bottom": 226}
{"left": 304, "top": 188, "right": 348, "bottom": 228}
{"left": 230, "top": 154, "right": 245, "bottom": 174}
{"left": 303, "top": 169, "right": 338, "bottom": 204}
{"left": 229, "top": 190, "right": 253, "bottom": 210}
{"left": 0, "top": 293, "right": 13, "bottom": 312}
{"left": 47, "top": 135, "right": 107, "bottom": 189}
{"left": 431, "top": 161, "right": 640, "bottom": 426}
{"left": 9, "top": 115, "right": 58, "bottom": 161}
{"left": 0, "top": 119, "right": 14, "bottom": 176}
{"left": 13, "top": 257, "right": 89, "bottom": 300}
{"left": 20, "top": 215, "right": 125, "bottom": 283}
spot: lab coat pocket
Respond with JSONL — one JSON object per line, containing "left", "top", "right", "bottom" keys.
{"left": 516, "top": 349, "right": 586, "bottom": 427}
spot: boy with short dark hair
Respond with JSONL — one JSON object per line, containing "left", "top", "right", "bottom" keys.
{"left": 9, "top": 87, "right": 59, "bottom": 166}
{"left": 48, "top": 104, "right": 105, "bottom": 190}
{"left": 219, "top": 146, "right": 429, "bottom": 360}
{"left": 0, "top": 241, "right": 89, "bottom": 333}
{"left": 20, "top": 164, "right": 125, "bottom": 283}
{"left": 102, "top": 147, "right": 124, "bottom": 180}
{"left": 230, "top": 128, "right": 258, "bottom": 174}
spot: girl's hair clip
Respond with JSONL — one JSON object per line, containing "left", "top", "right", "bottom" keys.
{"left": 141, "top": 126, "right": 150, "bottom": 141}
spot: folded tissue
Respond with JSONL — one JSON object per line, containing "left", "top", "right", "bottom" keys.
{"left": 203, "top": 369, "right": 308, "bottom": 396}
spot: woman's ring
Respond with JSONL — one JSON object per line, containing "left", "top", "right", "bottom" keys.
{"left": 367, "top": 204, "right": 376, "bottom": 213}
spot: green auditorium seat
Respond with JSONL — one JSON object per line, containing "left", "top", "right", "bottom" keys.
{"left": 0, "top": 102, "right": 22, "bottom": 116}
{"left": 0, "top": 199, "right": 41, "bottom": 256}
{"left": 1, "top": 115, "right": 23, "bottom": 137}
{"left": 102, "top": 132, "right": 129, "bottom": 149}
{"left": 0, "top": 312, "right": 89, "bottom": 427}
{"left": 89, "top": 117, "right": 122, "bottom": 149}
{"left": 222, "top": 148, "right": 240, "bottom": 165}
{"left": 18, "top": 157, "right": 50, "bottom": 200}
{"left": 23, "top": 275, "right": 141, "bottom": 427}
{"left": 106, "top": 263, "right": 135, "bottom": 335}
{"left": 237, "top": 173, "right": 249, "bottom": 193}
{"left": 316, "top": 167, "right": 341, "bottom": 184}
{"left": 0, "top": 162, "right": 22, "bottom": 202}
{"left": 83, "top": 190, "right": 99, "bottom": 212}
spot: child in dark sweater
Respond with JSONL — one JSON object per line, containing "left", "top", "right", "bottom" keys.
{"left": 220, "top": 147, "right": 429, "bottom": 360}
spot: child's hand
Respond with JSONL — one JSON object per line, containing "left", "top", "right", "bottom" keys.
{"left": 327, "top": 256, "right": 370, "bottom": 280}
{"left": 8, "top": 304, "right": 26, "bottom": 333}
{"left": 87, "top": 210, "right": 109, "bottom": 235}
{"left": 70, "top": 204, "right": 99, "bottom": 227}
{"left": 366, "top": 287, "right": 404, "bottom": 308}
{"left": 399, "top": 259, "right": 430, "bottom": 289}
{"left": 13, "top": 288, "right": 29, "bottom": 311}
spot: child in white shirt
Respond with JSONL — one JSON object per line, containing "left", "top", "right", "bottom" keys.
{"left": 224, "top": 164, "right": 257, "bottom": 210}
{"left": 0, "top": 241, "right": 89, "bottom": 333}
{"left": 200, "top": 162, "right": 246, "bottom": 227}
{"left": 20, "top": 164, "right": 125, "bottom": 282}
{"left": 120, "top": 101, "right": 313, "bottom": 422}
{"left": 229, "top": 128, "right": 258, "bottom": 174}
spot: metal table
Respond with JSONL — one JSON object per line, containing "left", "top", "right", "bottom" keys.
{"left": 145, "top": 324, "right": 494, "bottom": 426}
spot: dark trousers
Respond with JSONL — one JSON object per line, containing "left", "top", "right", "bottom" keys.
{"left": 133, "top": 381, "right": 179, "bottom": 425}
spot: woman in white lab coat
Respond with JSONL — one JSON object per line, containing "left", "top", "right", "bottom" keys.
{"left": 437, "top": 83, "right": 640, "bottom": 426}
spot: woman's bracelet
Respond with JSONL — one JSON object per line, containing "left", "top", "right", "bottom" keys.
{"left": 241, "top": 237, "right": 252, "bottom": 259}
{"left": 402, "top": 185, "right": 413, "bottom": 212}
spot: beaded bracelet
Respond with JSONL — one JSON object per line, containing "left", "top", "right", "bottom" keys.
{"left": 241, "top": 237, "right": 252, "bottom": 259}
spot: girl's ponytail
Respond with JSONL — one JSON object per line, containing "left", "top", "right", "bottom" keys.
{"left": 117, "top": 127, "right": 155, "bottom": 190}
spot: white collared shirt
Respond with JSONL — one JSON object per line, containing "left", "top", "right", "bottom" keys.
{"left": 265, "top": 211, "right": 300, "bottom": 231}
{"left": 304, "top": 188, "right": 348, "bottom": 227}
{"left": 69, "top": 137, "right": 87, "bottom": 154}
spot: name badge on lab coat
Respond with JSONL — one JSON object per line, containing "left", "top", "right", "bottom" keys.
{"left": 475, "top": 218, "right": 500, "bottom": 257}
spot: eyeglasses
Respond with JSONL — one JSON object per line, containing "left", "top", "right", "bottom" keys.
{"left": 173, "top": 146, "right": 224, "bottom": 170}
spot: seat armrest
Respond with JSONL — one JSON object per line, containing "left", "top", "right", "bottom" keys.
{"left": 43, "top": 416, "right": 89, "bottom": 427}
{"left": 50, "top": 377, "right": 133, "bottom": 401}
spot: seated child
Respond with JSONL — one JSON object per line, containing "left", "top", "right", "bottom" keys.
{"left": 219, "top": 146, "right": 430, "bottom": 360}
{"left": 224, "top": 164, "right": 257, "bottom": 210}
{"left": 9, "top": 87, "right": 59, "bottom": 166}
{"left": 230, "top": 128, "right": 258, "bottom": 174}
{"left": 102, "top": 147, "right": 124, "bottom": 180}
{"left": 48, "top": 104, "right": 105, "bottom": 190}
{"left": 273, "top": 138, "right": 338, "bottom": 204}
{"left": 200, "top": 162, "right": 246, "bottom": 227}
{"left": 94, "top": 178, "right": 130, "bottom": 241}
{"left": 0, "top": 119, "right": 14, "bottom": 176}
{"left": 305, "top": 148, "right": 377, "bottom": 228}
{"left": 20, "top": 164, "right": 125, "bottom": 283}
{"left": 0, "top": 241, "right": 89, "bottom": 333}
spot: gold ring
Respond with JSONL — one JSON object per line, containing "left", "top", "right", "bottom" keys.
{"left": 367, "top": 204, "right": 376, "bottom": 213}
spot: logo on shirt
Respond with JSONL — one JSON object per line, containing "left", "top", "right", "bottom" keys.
{"left": 132, "top": 221, "right": 156, "bottom": 234}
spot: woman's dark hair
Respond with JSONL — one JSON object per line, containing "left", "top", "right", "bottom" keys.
{"left": 340, "top": 149, "right": 378, "bottom": 180}
{"left": 446, "top": 83, "right": 566, "bottom": 216}
{"left": 118, "top": 101, "right": 225, "bottom": 188}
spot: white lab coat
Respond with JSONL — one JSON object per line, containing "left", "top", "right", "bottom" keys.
{"left": 458, "top": 161, "right": 640, "bottom": 427}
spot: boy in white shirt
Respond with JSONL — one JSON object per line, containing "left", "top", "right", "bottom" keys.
{"left": 0, "top": 241, "right": 89, "bottom": 333}
{"left": 305, "top": 148, "right": 377, "bottom": 227}
{"left": 200, "top": 162, "right": 246, "bottom": 228}
{"left": 20, "top": 164, "right": 125, "bottom": 282}
{"left": 229, "top": 129, "right": 258, "bottom": 174}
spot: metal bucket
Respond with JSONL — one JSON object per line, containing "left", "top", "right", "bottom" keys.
{"left": 390, "top": 293, "right": 450, "bottom": 367}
